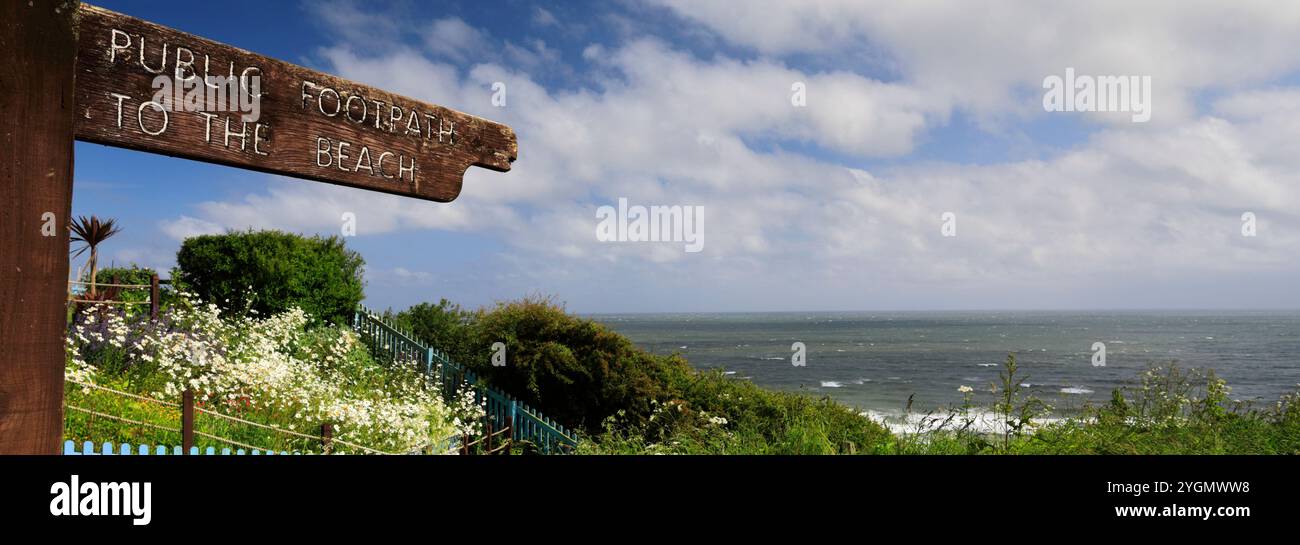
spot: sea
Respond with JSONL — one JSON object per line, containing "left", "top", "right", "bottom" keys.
{"left": 593, "top": 311, "right": 1300, "bottom": 429}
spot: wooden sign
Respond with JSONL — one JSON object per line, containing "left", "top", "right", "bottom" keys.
{"left": 74, "top": 4, "right": 517, "bottom": 202}
{"left": 0, "top": 1, "right": 517, "bottom": 454}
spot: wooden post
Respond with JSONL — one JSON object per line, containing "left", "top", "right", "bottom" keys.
{"left": 321, "top": 423, "right": 333, "bottom": 454}
{"left": 149, "top": 273, "right": 160, "bottom": 320}
{"left": 504, "top": 414, "right": 513, "bottom": 456}
{"left": 181, "top": 389, "right": 194, "bottom": 454}
{"left": 485, "top": 420, "right": 494, "bottom": 453}
{"left": 0, "top": 1, "right": 79, "bottom": 455}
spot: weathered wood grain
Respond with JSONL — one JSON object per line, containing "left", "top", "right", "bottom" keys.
{"left": 0, "top": 0, "right": 78, "bottom": 455}
{"left": 73, "top": 4, "right": 516, "bottom": 202}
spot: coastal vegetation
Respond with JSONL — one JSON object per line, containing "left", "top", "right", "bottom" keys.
{"left": 67, "top": 229, "right": 1300, "bottom": 455}
{"left": 391, "top": 296, "right": 1300, "bottom": 455}
{"left": 890, "top": 361, "right": 1300, "bottom": 455}
{"left": 64, "top": 295, "right": 482, "bottom": 453}
{"left": 65, "top": 230, "right": 474, "bottom": 454}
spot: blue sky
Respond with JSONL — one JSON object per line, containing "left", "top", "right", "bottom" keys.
{"left": 76, "top": 0, "right": 1300, "bottom": 313}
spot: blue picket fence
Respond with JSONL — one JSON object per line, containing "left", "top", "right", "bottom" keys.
{"left": 65, "top": 440, "right": 294, "bottom": 455}
{"left": 352, "top": 306, "right": 579, "bottom": 453}
{"left": 64, "top": 437, "right": 460, "bottom": 456}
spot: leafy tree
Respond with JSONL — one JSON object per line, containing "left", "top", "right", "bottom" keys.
{"left": 175, "top": 230, "right": 364, "bottom": 324}
{"left": 389, "top": 299, "right": 473, "bottom": 361}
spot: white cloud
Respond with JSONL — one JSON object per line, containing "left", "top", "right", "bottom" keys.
{"left": 652, "top": 0, "right": 1300, "bottom": 124}
{"left": 159, "top": 177, "right": 521, "bottom": 237}
{"left": 160, "top": 216, "right": 223, "bottom": 241}
{"left": 314, "top": 0, "right": 404, "bottom": 46}
{"left": 390, "top": 267, "right": 435, "bottom": 283}
{"left": 533, "top": 7, "right": 559, "bottom": 27}
{"left": 157, "top": 4, "right": 1300, "bottom": 310}
{"left": 424, "top": 17, "right": 492, "bottom": 61}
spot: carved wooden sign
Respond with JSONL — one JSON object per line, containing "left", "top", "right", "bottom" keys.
{"left": 74, "top": 4, "right": 517, "bottom": 202}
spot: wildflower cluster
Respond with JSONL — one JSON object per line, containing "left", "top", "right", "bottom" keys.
{"left": 66, "top": 294, "right": 483, "bottom": 453}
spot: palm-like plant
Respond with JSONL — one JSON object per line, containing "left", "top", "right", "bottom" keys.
{"left": 70, "top": 215, "right": 122, "bottom": 296}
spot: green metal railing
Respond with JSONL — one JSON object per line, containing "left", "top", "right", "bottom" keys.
{"left": 352, "top": 306, "right": 578, "bottom": 453}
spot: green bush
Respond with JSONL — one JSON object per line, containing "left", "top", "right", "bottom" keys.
{"left": 394, "top": 296, "right": 684, "bottom": 433}
{"left": 71, "top": 264, "right": 179, "bottom": 322}
{"left": 88, "top": 264, "right": 154, "bottom": 288}
{"left": 394, "top": 295, "right": 895, "bottom": 452}
{"left": 590, "top": 366, "right": 897, "bottom": 454}
{"left": 387, "top": 299, "right": 474, "bottom": 362}
{"left": 175, "top": 230, "right": 364, "bottom": 325}
{"left": 82, "top": 264, "right": 155, "bottom": 307}
{"left": 463, "top": 297, "right": 679, "bottom": 433}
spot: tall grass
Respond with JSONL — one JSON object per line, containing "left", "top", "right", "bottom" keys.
{"left": 890, "top": 357, "right": 1300, "bottom": 455}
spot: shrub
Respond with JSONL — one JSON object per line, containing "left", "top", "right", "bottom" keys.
{"left": 83, "top": 264, "right": 187, "bottom": 316}
{"left": 175, "top": 230, "right": 364, "bottom": 325}
{"left": 461, "top": 297, "right": 678, "bottom": 433}
{"left": 88, "top": 264, "right": 155, "bottom": 289}
{"left": 395, "top": 295, "right": 894, "bottom": 452}
{"left": 388, "top": 299, "right": 474, "bottom": 362}
{"left": 615, "top": 366, "right": 897, "bottom": 454}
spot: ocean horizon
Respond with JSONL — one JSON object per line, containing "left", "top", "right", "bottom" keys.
{"left": 591, "top": 309, "right": 1300, "bottom": 418}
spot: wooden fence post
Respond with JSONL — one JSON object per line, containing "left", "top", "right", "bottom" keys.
{"left": 509, "top": 399, "right": 518, "bottom": 444}
{"left": 321, "top": 423, "right": 333, "bottom": 454}
{"left": 504, "top": 414, "right": 513, "bottom": 456}
{"left": 150, "top": 273, "right": 160, "bottom": 320}
{"left": 182, "top": 389, "right": 194, "bottom": 454}
{"left": 0, "top": 1, "right": 79, "bottom": 455}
